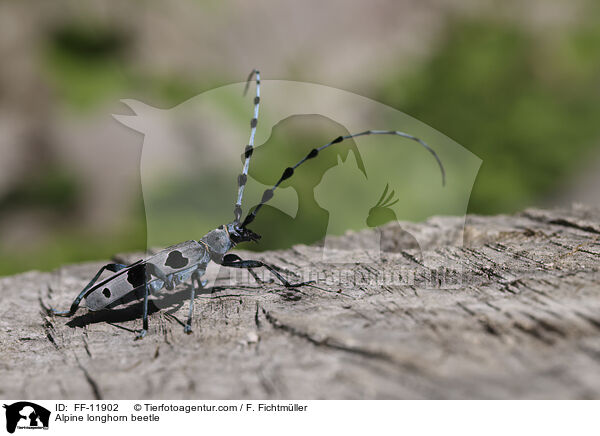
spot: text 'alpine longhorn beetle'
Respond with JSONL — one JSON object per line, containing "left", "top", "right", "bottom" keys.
{"left": 50, "top": 69, "right": 446, "bottom": 339}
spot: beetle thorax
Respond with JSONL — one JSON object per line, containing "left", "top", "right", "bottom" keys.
{"left": 200, "top": 226, "right": 234, "bottom": 261}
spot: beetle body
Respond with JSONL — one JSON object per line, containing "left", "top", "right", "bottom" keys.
{"left": 84, "top": 224, "right": 244, "bottom": 312}
{"left": 85, "top": 240, "right": 210, "bottom": 311}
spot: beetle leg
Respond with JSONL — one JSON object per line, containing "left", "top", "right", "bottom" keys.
{"left": 134, "top": 279, "right": 150, "bottom": 340}
{"left": 184, "top": 269, "right": 206, "bottom": 334}
{"left": 51, "top": 263, "right": 127, "bottom": 317}
{"left": 221, "top": 254, "right": 313, "bottom": 288}
{"left": 147, "top": 263, "right": 176, "bottom": 290}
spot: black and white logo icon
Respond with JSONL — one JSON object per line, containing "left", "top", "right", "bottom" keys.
{"left": 3, "top": 402, "right": 50, "bottom": 434}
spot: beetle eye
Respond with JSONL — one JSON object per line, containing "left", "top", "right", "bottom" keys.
{"left": 219, "top": 225, "right": 224, "bottom": 230}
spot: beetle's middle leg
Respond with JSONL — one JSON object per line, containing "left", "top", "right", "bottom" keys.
{"left": 184, "top": 269, "right": 206, "bottom": 334}
{"left": 221, "top": 254, "right": 313, "bottom": 288}
{"left": 51, "top": 263, "right": 128, "bottom": 317}
{"left": 146, "top": 263, "right": 205, "bottom": 335}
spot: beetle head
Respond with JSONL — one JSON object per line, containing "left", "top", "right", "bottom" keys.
{"left": 226, "top": 223, "right": 261, "bottom": 244}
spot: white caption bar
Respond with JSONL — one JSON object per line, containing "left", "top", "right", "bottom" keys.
{"left": 0, "top": 400, "right": 596, "bottom": 436}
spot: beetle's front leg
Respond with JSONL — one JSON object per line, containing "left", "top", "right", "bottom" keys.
{"left": 221, "top": 254, "right": 313, "bottom": 288}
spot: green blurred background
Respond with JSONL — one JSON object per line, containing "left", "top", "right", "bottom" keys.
{"left": 1, "top": 0, "right": 599, "bottom": 276}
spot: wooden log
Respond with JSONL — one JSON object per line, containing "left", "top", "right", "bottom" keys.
{"left": 1, "top": 206, "right": 600, "bottom": 399}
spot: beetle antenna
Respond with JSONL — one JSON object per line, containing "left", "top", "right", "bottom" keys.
{"left": 241, "top": 130, "right": 446, "bottom": 228}
{"left": 234, "top": 69, "right": 261, "bottom": 224}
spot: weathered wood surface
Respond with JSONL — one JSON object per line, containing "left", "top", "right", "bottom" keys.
{"left": 1, "top": 206, "right": 600, "bottom": 399}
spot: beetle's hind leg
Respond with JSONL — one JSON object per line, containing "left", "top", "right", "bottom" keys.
{"left": 50, "top": 263, "right": 127, "bottom": 317}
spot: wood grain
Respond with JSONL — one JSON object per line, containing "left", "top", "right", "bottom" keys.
{"left": 1, "top": 206, "right": 600, "bottom": 399}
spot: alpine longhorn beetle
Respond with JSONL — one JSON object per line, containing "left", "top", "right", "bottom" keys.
{"left": 50, "top": 69, "right": 446, "bottom": 339}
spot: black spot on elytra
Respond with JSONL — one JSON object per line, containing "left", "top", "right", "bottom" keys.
{"left": 127, "top": 264, "right": 146, "bottom": 288}
{"left": 103, "top": 288, "right": 111, "bottom": 298}
{"left": 165, "top": 250, "right": 189, "bottom": 269}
